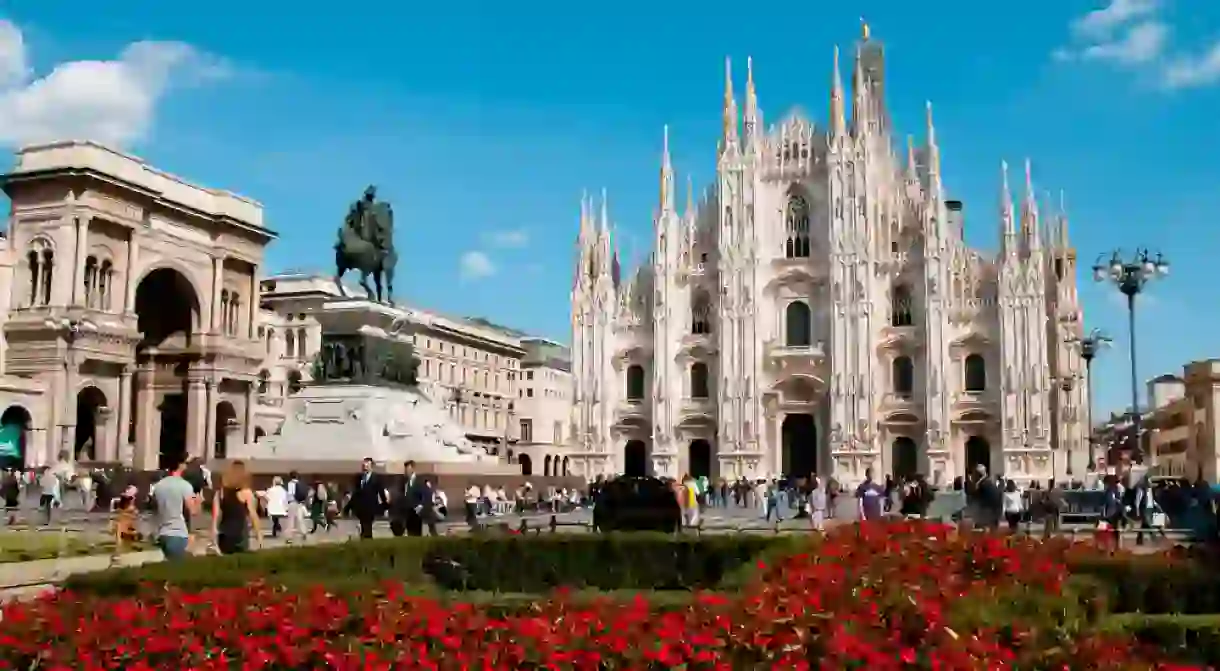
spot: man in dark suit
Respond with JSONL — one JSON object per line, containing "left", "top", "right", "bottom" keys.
{"left": 391, "top": 460, "right": 428, "bottom": 536}
{"left": 344, "top": 457, "right": 386, "bottom": 539}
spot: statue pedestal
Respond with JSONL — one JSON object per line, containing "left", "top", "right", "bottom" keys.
{"left": 228, "top": 384, "right": 517, "bottom": 476}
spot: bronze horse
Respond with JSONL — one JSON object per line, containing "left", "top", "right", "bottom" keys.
{"left": 335, "top": 192, "right": 396, "bottom": 304}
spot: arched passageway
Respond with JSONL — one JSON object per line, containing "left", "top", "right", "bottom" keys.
{"left": 134, "top": 267, "right": 201, "bottom": 469}
{"left": 519, "top": 453, "right": 533, "bottom": 476}
{"left": 75, "top": 386, "right": 108, "bottom": 461}
{"left": 561, "top": 456, "right": 570, "bottom": 476}
{"left": 0, "top": 405, "right": 31, "bottom": 469}
{"left": 544, "top": 454, "right": 552, "bottom": 477}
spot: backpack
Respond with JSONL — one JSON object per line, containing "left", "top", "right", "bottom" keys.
{"left": 293, "top": 481, "right": 309, "bottom": 504}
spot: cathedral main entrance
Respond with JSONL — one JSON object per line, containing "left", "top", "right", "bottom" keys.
{"left": 965, "top": 436, "right": 991, "bottom": 475}
{"left": 624, "top": 439, "right": 648, "bottom": 476}
{"left": 781, "top": 413, "right": 817, "bottom": 478}
{"left": 688, "top": 439, "right": 712, "bottom": 479}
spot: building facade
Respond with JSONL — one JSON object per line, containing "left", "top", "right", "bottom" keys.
{"left": 1144, "top": 363, "right": 1220, "bottom": 480}
{"left": 253, "top": 273, "right": 526, "bottom": 457}
{"left": 0, "top": 140, "right": 273, "bottom": 469}
{"left": 514, "top": 337, "right": 574, "bottom": 477}
{"left": 569, "top": 27, "right": 1087, "bottom": 485}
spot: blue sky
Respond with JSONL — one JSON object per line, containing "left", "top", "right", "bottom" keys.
{"left": 0, "top": 0, "right": 1218, "bottom": 416}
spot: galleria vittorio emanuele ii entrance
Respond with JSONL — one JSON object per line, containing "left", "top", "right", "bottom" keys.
{"left": 0, "top": 141, "right": 273, "bottom": 467}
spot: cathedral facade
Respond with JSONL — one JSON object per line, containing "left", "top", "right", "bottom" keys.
{"left": 569, "top": 27, "right": 1088, "bottom": 486}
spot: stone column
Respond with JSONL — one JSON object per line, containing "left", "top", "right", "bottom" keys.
{"left": 185, "top": 373, "right": 207, "bottom": 459}
{"left": 71, "top": 217, "right": 89, "bottom": 306}
{"left": 243, "top": 382, "right": 256, "bottom": 445}
{"left": 132, "top": 365, "right": 157, "bottom": 470}
{"left": 94, "top": 407, "right": 113, "bottom": 462}
{"left": 224, "top": 421, "right": 244, "bottom": 458}
{"left": 248, "top": 267, "right": 261, "bottom": 340}
{"left": 203, "top": 380, "right": 217, "bottom": 458}
{"left": 116, "top": 366, "right": 132, "bottom": 464}
{"left": 210, "top": 256, "right": 224, "bottom": 334}
{"left": 123, "top": 231, "right": 140, "bottom": 314}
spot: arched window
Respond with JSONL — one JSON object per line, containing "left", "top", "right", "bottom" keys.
{"left": 219, "top": 291, "right": 230, "bottom": 334}
{"left": 98, "top": 260, "right": 113, "bottom": 310}
{"left": 285, "top": 329, "right": 296, "bottom": 358}
{"left": 257, "top": 369, "right": 270, "bottom": 394}
{"left": 784, "top": 192, "right": 811, "bottom": 259}
{"left": 26, "top": 241, "right": 54, "bottom": 307}
{"left": 40, "top": 249, "right": 53, "bottom": 306}
{"left": 297, "top": 327, "right": 308, "bottom": 357}
{"left": 625, "top": 364, "right": 645, "bottom": 401}
{"left": 785, "top": 300, "right": 812, "bottom": 347}
{"left": 26, "top": 251, "right": 40, "bottom": 307}
{"left": 892, "top": 356, "right": 914, "bottom": 395}
{"left": 228, "top": 295, "right": 242, "bottom": 336}
{"left": 690, "top": 361, "right": 710, "bottom": 399}
{"left": 287, "top": 369, "right": 303, "bottom": 394}
{"left": 691, "top": 290, "right": 712, "bottom": 335}
{"left": 891, "top": 283, "right": 913, "bottom": 327}
{"left": 964, "top": 354, "right": 987, "bottom": 393}
{"left": 83, "top": 256, "right": 97, "bottom": 306}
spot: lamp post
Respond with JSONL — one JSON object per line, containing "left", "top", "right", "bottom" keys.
{"left": 1068, "top": 329, "right": 1111, "bottom": 471}
{"left": 1092, "top": 250, "right": 1168, "bottom": 464}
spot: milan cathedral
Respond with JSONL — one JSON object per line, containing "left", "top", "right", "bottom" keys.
{"left": 568, "top": 25, "right": 1088, "bottom": 486}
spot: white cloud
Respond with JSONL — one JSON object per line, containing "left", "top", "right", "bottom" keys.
{"left": 459, "top": 251, "right": 496, "bottom": 280}
{"left": 1163, "top": 41, "right": 1220, "bottom": 89}
{"left": 0, "top": 18, "right": 231, "bottom": 148}
{"left": 1079, "top": 21, "right": 1169, "bottom": 65}
{"left": 1056, "top": 1, "right": 1220, "bottom": 90}
{"left": 1071, "top": 0, "right": 1162, "bottom": 41}
{"left": 482, "top": 229, "right": 529, "bottom": 248}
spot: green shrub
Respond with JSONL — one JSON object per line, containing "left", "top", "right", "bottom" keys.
{"left": 1101, "top": 614, "right": 1220, "bottom": 666}
{"left": 1069, "top": 555, "right": 1220, "bottom": 614}
{"left": 63, "top": 534, "right": 784, "bottom": 597}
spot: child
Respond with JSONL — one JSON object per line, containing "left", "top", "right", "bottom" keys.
{"left": 110, "top": 494, "right": 141, "bottom": 564}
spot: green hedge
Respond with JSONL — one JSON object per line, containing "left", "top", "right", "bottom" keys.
{"left": 1101, "top": 614, "right": 1220, "bottom": 666}
{"left": 63, "top": 534, "right": 787, "bottom": 597}
{"left": 1068, "top": 555, "right": 1220, "bottom": 614}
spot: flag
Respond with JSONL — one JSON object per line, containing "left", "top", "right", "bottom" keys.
{"left": 0, "top": 424, "right": 21, "bottom": 459}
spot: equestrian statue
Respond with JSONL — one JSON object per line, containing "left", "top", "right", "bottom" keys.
{"left": 335, "top": 185, "right": 397, "bottom": 304}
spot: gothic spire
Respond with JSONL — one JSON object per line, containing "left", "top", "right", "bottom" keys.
{"left": 659, "top": 125, "right": 674, "bottom": 215}
{"left": 1000, "top": 160, "right": 1017, "bottom": 258}
{"left": 721, "top": 57, "right": 739, "bottom": 155}
{"left": 830, "top": 45, "right": 846, "bottom": 138}
{"left": 743, "top": 57, "right": 759, "bottom": 148}
{"left": 1022, "top": 158, "right": 1041, "bottom": 252}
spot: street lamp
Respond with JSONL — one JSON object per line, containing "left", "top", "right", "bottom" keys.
{"left": 1092, "top": 249, "right": 1168, "bottom": 464}
{"left": 1068, "top": 328, "right": 1111, "bottom": 471}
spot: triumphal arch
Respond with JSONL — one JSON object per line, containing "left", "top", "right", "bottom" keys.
{"left": 1, "top": 141, "right": 275, "bottom": 469}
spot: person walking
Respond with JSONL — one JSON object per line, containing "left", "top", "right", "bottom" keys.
{"left": 211, "top": 460, "right": 262, "bottom": 555}
{"left": 264, "top": 476, "right": 288, "bottom": 538}
{"left": 808, "top": 475, "right": 828, "bottom": 532}
{"left": 344, "top": 458, "right": 387, "bottom": 539}
{"left": 152, "top": 454, "right": 200, "bottom": 561}
{"left": 855, "top": 468, "right": 886, "bottom": 522}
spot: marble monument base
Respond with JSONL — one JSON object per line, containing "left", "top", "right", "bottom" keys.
{"left": 230, "top": 383, "right": 517, "bottom": 476}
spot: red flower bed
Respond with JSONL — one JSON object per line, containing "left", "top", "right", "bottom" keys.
{"left": 0, "top": 520, "right": 1203, "bottom": 669}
